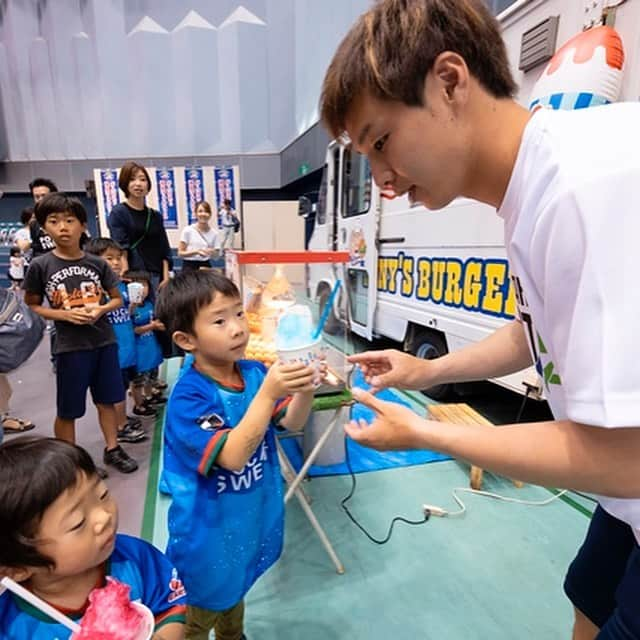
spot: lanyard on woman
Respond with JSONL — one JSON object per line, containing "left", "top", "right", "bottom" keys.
{"left": 130, "top": 208, "right": 152, "bottom": 251}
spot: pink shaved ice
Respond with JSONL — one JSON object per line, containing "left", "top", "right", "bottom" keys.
{"left": 72, "top": 578, "right": 146, "bottom": 640}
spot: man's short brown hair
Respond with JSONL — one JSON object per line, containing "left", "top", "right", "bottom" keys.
{"left": 320, "top": 0, "right": 517, "bottom": 138}
{"left": 118, "top": 161, "right": 151, "bottom": 197}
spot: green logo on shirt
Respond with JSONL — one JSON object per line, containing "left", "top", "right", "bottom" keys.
{"left": 537, "top": 334, "right": 561, "bottom": 388}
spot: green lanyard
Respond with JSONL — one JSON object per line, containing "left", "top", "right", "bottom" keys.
{"left": 129, "top": 208, "right": 151, "bottom": 251}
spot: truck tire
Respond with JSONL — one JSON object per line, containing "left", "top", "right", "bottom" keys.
{"left": 409, "top": 329, "right": 452, "bottom": 400}
{"left": 318, "top": 286, "right": 341, "bottom": 335}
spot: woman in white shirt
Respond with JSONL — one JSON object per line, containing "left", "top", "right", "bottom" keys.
{"left": 178, "top": 201, "right": 220, "bottom": 271}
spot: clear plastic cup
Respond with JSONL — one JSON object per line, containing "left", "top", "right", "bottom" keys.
{"left": 134, "top": 602, "right": 155, "bottom": 640}
{"left": 127, "top": 282, "right": 144, "bottom": 304}
{"left": 277, "top": 338, "right": 326, "bottom": 387}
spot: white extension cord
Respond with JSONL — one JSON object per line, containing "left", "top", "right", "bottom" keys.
{"left": 423, "top": 486, "right": 568, "bottom": 518}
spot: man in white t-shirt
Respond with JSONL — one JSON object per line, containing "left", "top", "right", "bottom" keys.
{"left": 320, "top": 1, "right": 640, "bottom": 639}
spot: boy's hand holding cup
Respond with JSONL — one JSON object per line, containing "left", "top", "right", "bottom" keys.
{"left": 263, "top": 361, "right": 316, "bottom": 400}
{"left": 274, "top": 305, "right": 327, "bottom": 388}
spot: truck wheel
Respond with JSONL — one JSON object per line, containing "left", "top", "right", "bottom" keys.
{"left": 318, "top": 286, "right": 340, "bottom": 335}
{"left": 409, "top": 329, "right": 452, "bottom": 400}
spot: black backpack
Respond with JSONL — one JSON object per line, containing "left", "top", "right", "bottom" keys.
{"left": 0, "top": 289, "right": 45, "bottom": 372}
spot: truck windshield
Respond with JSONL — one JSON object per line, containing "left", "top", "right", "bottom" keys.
{"left": 317, "top": 166, "right": 327, "bottom": 225}
{"left": 342, "top": 151, "right": 371, "bottom": 217}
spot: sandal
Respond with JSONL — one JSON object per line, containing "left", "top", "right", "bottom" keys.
{"left": 1, "top": 415, "right": 35, "bottom": 433}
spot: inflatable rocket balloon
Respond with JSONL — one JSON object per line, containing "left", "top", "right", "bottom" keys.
{"left": 529, "top": 25, "right": 624, "bottom": 111}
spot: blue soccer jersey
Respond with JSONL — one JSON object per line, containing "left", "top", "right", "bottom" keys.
{"left": 0, "top": 534, "right": 187, "bottom": 639}
{"left": 163, "top": 359, "right": 290, "bottom": 611}
{"left": 107, "top": 282, "right": 136, "bottom": 369}
{"left": 131, "top": 300, "right": 163, "bottom": 374}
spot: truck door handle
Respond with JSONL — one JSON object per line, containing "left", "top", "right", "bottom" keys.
{"left": 379, "top": 237, "right": 405, "bottom": 244}
{"left": 341, "top": 228, "right": 346, "bottom": 243}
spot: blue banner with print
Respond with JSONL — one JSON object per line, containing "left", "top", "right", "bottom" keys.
{"left": 214, "top": 166, "right": 236, "bottom": 227}
{"left": 156, "top": 168, "right": 178, "bottom": 229}
{"left": 100, "top": 169, "right": 120, "bottom": 217}
{"left": 185, "top": 167, "right": 204, "bottom": 224}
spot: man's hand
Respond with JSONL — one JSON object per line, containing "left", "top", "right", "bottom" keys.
{"left": 262, "top": 361, "right": 316, "bottom": 400}
{"left": 347, "top": 349, "right": 430, "bottom": 393}
{"left": 345, "top": 388, "right": 427, "bottom": 450}
{"left": 151, "top": 319, "right": 166, "bottom": 331}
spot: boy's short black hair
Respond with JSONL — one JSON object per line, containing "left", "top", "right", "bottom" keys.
{"left": 0, "top": 437, "right": 97, "bottom": 570}
{"left": 28, "top": 178, "right": 58, "bottom": 195}
{"left": 85, "top": 237, "right": 123, "bottom": 257}
{"left": 20, "top": 207, "right": 34, "bottom": 226}
{"left": 10, "top": 246, "right": 21, "bottom": 257}
{"left": 124, "top": 270, "right": 152, "bottom": 285}
{"left": 156, "top": 269, "right": 240, "bottom": 336}
{"left": 34, "top": 193, "right": 87, "bottom": 227}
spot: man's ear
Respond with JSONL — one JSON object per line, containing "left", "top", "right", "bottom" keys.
{"left": 429, "top": 51, "right": 469, "bottom": 104}
{"left": 172, "top": 331, "right": 196, "bottom": 353}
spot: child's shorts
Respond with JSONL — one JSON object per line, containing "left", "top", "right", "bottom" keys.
{"left": 564, "top": 504, "right": 640, "bottom": 638}
{"left": 56, "top": 343, "right": 125, "bottom": 419}
{"left": 185, "top": 600, "right": 244, "bottom": 640}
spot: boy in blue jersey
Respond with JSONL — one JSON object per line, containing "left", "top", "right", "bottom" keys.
{"left": 155, "top": 270, "right": 317, "bottom": 640}
{"left": 127, "top": 270, "right": 167, "bottom": 416}
{"left": 0, "top": 436, "right": 186, "bottom": 639}
{"left": 85, "top": 238, "right": 147, "bottom": 444}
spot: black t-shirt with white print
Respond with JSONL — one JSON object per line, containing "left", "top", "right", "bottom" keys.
{"left": 23, "top": 252, "right": 118, "bottom": 354}
{"left": 29, "top": 221, "right": 56, "bottom": 256}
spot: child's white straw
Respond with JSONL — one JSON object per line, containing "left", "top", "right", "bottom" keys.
{"left": 0, "top": 576, "right": 82, "bottom": 633}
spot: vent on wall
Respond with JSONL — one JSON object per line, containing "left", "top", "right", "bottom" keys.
{"left": 518, "top": 15, "right": 559, "bottom": 72}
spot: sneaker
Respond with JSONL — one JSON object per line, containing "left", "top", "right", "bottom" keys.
{"left": 145, "top": 394, "right": 167, "bottom": 406}
{"left": 132, "top": 404, "right": 157, "bottom": 417}
{"left": 96, "top": 466, "right": 109, "bottom": 480}
{"left": 153, "top": 380, "right": 168, "bottom": 391}
{"left": 117, "top": 422, "right": 147, "bottom": 444}
{"left": 126, "top": 415, "right": 143, "bottom": 427}
{"left": 104, "top": 445, "right": 138, "bottom": 473}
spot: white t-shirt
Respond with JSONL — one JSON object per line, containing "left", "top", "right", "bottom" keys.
{"left": 221, "top": 209, "right": 236, "bottom": 228}
{"left": 499, "top": 102, "right": 640, "bottom": 540}
{"left": 179, "top": 224, "right": 220, "bottom": 262}
{"left": 13, "top": 227, "right": 30, "bottom": 245}
{"left": 9, "top": 256, "right": 24, "bottom": 279}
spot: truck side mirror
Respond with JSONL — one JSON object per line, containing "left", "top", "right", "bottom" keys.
{"left": 298, "top": 196, "right": 312, "bottom": 217}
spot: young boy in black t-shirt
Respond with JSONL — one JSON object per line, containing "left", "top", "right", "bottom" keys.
{"left": 23, "top": 194, "right": 138, "bottom": 475}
